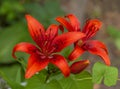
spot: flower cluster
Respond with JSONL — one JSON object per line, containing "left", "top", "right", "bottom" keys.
{"left": 12, "top": 14, "right": 111, "bottom": 79}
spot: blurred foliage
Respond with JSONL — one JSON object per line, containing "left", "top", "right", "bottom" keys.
{"left": 0, "top": 0, "right": 64, "bottom": 28}
{"left": 24, "top": 0, "right": 64, "bottom": 27}
{"left": 0, "top": 0, "right": 64, "bottom": 88}
{"left": 0, "top": 0, "right": 25, "bottom": 28}
{"left": 0, "top": 0, "right": 64, "bottom": 63}
{"left": 107, "top": 26, "right": 120, "bottom": 49}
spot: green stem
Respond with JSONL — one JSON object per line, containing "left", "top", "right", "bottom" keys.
{"left": 44, "top": 66, "right": 58, "bottom": 83}
{"left": 17, "top": 57, "right": 26, "bottom": 71}
{"left": 74, "top": 77, "right": 120, "bottom": 81}
{"left": 45, "top": 65, "right": 51, "bottom": 83}
{"left": 73, "top": 77, "right": 92, "bottom": 81}
{"left": 45, "top": 73, "right": 51, "bottom": 83}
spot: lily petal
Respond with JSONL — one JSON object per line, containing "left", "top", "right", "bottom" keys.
{"left": 25, "top": 54, "right": 49, "bottom": 79}
{"left": 70, "top": 60, "right": 90, "bottom": 74}
{"left": 25, "top": 15, "right": 45, "bottom": 47}
{"left": 44, "top": 24, "right": 59, "bottom": 53}
{"left": 66, "top": 14, "right": 81, "bottom": 31}
{"left": 68, "top": 45, "right": 85, "bottom": 61}
{"left": 52, "top": 32, "right": 85, "bottom": 52}
{"left": 82, "top": 41, "right": 111, "bottom": 66}
{"left": 12, "top": 42, "right": 40, "bottom": 59}
{"left": 56, "top": 16, "right": 74, "bottom": 31}
{"left": 46, "top": 24, "right": 59, "bottom": 41}
{"left": 89, "top": 48, "right": 110, "bottom": 66}
{"left": 50, "top": 54, "right": 70, "bottom": 77}
{"left": 86, "top": 40, "right": 108, "bottom": 54}
{"left": 82, "top": 19, "right": 102, "bottom": 40}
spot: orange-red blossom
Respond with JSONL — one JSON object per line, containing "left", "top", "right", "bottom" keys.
{"left": 12, "top": 15, "right": 86, "bottom": 78}
{"left": 56, "top": 14, "right": 111, "bottom": 66}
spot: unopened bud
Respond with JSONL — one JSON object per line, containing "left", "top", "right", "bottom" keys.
{"left": 70, "top": 60, "right": 90, "bottom": 74}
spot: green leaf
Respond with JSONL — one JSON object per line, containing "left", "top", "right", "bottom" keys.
{"left": 58, "top": 71, "right": 93, "bottom": 89}
{"left": 74, "top": 71, "right": 93, "bottom": 89}
{"left": 104, "top": 66, "right": 118, "bottom": 86}
{"left": 92, "top": 62, "right": 106, "bottom": 84}
{"left": 25, "top": 71, "right": 93, "bottom": 89}
{"left": 25, "top": 71, "right": 63, "bottom": 89}
{"left": 59, "top": 76, "right": 78, "bottom": 89}
{"left": 46, "top": 79, "right": 63, "bottom": 89}
{"left": 0, "top": 63, "right": 24, "bottom": 81}
{"left": 0, "top": 70, "right": 24, "bottom": 89}
{"left": 25, "top": 71, "right": 46, "bottom": 89}
{"left": 92, "top": 62, "right": 118, "bottom": 86}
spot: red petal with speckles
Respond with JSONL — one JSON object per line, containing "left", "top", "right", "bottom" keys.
{"left": 25, "top": 15, "right": 45, "bottom": 48}
{"left": 82, "top": 19, "right": 102, "bottom": 40}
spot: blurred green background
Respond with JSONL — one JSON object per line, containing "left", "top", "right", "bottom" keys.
{"left": 0, "top": 0, "right": 120, "bottom": 89}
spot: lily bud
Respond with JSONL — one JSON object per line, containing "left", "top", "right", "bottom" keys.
{"left": 70, "top": 60, "right": 90, "bottom": 74}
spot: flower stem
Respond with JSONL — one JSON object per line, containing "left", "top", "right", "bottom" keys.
{"left": 45, "top": 72, "right": 51, "bottom": 83}
{"left": 17, "top": 57, "right": 26, "bottom": 71}
{"left": 45, "top": 65, "right": 58, "bottom": 83}
{"left": 45, "top": 65, "right": 52, "bottom": 83}
{"left": 73, "top": 77, "right": 92, "bottom": 81}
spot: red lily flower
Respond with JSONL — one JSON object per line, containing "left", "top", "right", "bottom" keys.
{"left": 12, "top": 15, "right": 85, "bottom": 79}
{"left": 56, "top": 14, "right": 111, "bottom": 66}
